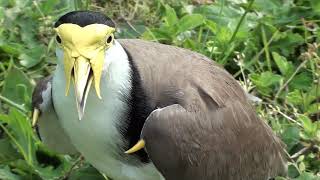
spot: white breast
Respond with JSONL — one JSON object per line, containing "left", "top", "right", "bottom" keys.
{"left": 52, "top": 41, "right": 163, "bottom": 180}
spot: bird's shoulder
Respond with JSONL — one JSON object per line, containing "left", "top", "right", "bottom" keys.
{"left": 32, "top": 76, "right": 53, "bottom": 111}
{"left": 118, "top": 39, "right": 246, "bottom": 109}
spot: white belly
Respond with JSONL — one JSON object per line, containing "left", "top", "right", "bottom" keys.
{"left": 52, "top": 67, "right": 162, "bottom": 180}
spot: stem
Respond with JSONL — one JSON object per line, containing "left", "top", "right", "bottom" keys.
{"left": 145, "top": 28, "right": 159, "bottom": 42}
{"left": 233, "top": 30, "right": 279, "bottom": 77}
{"left": 221, "top": 0, "right": 255, "bottom": 64}
{"left": 219, "top": 0, "right": 225, "bottom": 16}
{"left": 74, "top": 0, "right": 79, "bottom": 10}
{"left": 314, "top": 54, "right": 320, "bottom": 121}
{"left": 0, "top": 124, "right": 29, "bottom": 162}
{"left": 201, "top": 30, "right": 210, "bottom": 53}
{"left": 290, "top": 145, "right": 311, "bottom": 159}
{"left": 261, "top": 25, "right": 272, "bottom": 71}
{"left": 33, "top": 1, "right": 45, "bottom": 18}
{"left": 227, "top": 0, "right": 255, "bottom": 45}
{"left": 220, "top": 43, "right": 236, "bottom": 64}
{"left": 274, "top": 59, "right": 309, "bottom": 100}
{"left": 276, "top": 109, "right": 302, "bottom": 127}
{"left": 62, "top": 155, "right": 84, "bottom": 179}
{"left": 0, "top": 95, "right": 27, "bottom": 113}
{"left": 198, "top": 26, "right": 203, "bottom": 43}
{"left": 85, "top": 0, "right": 90, "bottom": 10}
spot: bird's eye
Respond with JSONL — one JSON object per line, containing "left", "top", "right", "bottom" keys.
{"left": 56, "top": 35, "right": 62, "bottom": 43}
{"left": 106, "top": 35, "right": 113, "bottom": 44}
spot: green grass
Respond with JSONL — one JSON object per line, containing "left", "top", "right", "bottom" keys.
{"left": 0, "top": 0, "right": 319, "bottom": 179}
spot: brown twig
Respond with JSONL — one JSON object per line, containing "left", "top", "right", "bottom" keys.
{"left": 290, "top": 145, "right": 312, "bottom": 159}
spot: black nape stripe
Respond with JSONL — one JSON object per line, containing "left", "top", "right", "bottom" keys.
{"left": 120, "top": 47, "right": 154, "bottom": 164}
{"left": 54, "top": 11, "right": 115, "bottom": 28}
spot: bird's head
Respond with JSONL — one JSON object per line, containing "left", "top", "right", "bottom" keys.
{"left": 54, "top": 11, "right": 115, "bottom": 119}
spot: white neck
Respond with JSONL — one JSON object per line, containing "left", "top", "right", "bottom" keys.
{"left": 102, "top": 40, "right": 131, "bottom": 81}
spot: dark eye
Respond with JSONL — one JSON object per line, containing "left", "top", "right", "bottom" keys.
{"left": 56, "top": 35, "right": 61, "bottom": 43}
{"left": 106, "top": 35, "right": 113, "bottom": 44}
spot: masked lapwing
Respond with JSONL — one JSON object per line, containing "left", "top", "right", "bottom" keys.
{"left": 32, "top": 11, "right": 287, "bottom": 180}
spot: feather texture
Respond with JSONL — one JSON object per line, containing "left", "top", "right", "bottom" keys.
{"left": 33, "top": 38, "right": 287, "bottom": 180}
{"left": 120, "top": 39, "right": 287, "bottom": 180}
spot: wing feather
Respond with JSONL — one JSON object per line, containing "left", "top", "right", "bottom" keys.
{"left": 141, "top": 102, "right": 287, "bottom": 180}
{"left": 32, "top": 76, "right": 77, "bottom": 154}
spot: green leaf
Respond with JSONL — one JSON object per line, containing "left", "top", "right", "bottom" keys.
{"left": 0, "top": 42, "right": 24, "bottom": 57}
{"left": 204, "top": 19, "right": 217, "bottom": 33}
{"left": 272, "top": 52, "right": 293, "bottom": 77}
{"left": 40, "top": 0, "right": 60, "bottom": 13}
{"left": 289, "top": 72, "right": 313, "bottom": 91}
{"left": 281, "top": 126, "right": 300, "bottom": 151}
{"left": 164, "top": 5, "right": 178, "bottom": 27}
{"left": 0, "top": 109, "right": 37, "bottom": 165}
{"left": 0, "top": 109, "right": 73, "bottom": 179}
{"left": 194, "top": 3, "right": 258, "bottom": 33}
{"left": 215, "top": 27, "right": 233, "bottom": 45}
{"left": 270, "top": 33, "right": 304, "bottom": 56}
{"left": 69, "top": 165, "right": 105, "bottom": 180}
{"left": 298, "top": 161, "right": 306, "bottom": 172}
{"left": 176, "top": 14, "right": 205, "bottom": 35}
{"left": 182, "top": 39, "right": 198, "bottom": 50}
{"left": 287, "top": 90, "right": 303, "bottom": 106}
{"left": 18, "top": 46, "right": 45, "bottom": 68}
{"left": 275, "top": 177, "right": 287, "bottom": 180}
{"left": 0, "top": 166, "right": 21, "bottom": 180}
{"left": 0, "top": 137, "right": 21, "bottom": 164}
{"left": 310, "top": 0, "right": 320, "bottom": 13}
{"left": 306, "top": 103, "right": 320, "bottom": 115}
{"left": 288, "top": 163, "right": 300, "bottom": 178}
{"left": 293, "top": 172, "right": 320, "bottom": 180}
{"left": 298, "top": 115, "right": 317, "bottom": 139}
{"left": 1, "top": 67, "right": 33, "bottom": 106}
{"left": 116, "top": 23, "right": 146, "bottom": 39}
{"left": 250, "top": 72, "right": 282, "bottom": 96}
{"left": 141, "top": 28, "right": 173, "bottom": 41}
{"left": 305, "top": 85, "right": 320, "bottom": 106}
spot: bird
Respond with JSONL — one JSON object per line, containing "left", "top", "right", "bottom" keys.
{"left": 32, "top": 10, "right": 287, "bottom": 180}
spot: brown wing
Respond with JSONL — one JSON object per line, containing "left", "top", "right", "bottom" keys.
{"left": 142, "top": 103, "right": 287, "bottom": 180}
{"left": 119, "top": 39, "right": 247, "bottom": 108}
{"left": 119, "top": 39, "right": 287, "bottom": 179}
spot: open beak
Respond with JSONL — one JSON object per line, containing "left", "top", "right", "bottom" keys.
{"left": 63, "top": 49, "right": 105, "bottom": 121}
{"left": 64, "top": 53, "right": 104, "bottom": 120}
{"left": 73, "top": 57, "right": 94, "bottom": 120}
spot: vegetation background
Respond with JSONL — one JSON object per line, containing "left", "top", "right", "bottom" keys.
{"left": 0, "top": 0, "right": 319, "bottom": 179}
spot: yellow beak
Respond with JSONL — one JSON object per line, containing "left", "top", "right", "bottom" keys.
{"left": 55, "top": 24, "right": 115, "bottom": 120}
{"left": 73, "top": 56, "right": 93, "bottom": 119}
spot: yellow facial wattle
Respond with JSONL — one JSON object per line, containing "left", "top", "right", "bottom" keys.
{"left": 55, "top": 23, "right": 115, "bottom": 119}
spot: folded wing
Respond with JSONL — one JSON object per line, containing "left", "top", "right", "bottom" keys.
{"left": 32, "top": 76, "right": 77, "bottom": 154}
{"left": 141, "top": 102, "right": 287, "bottom": 180}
